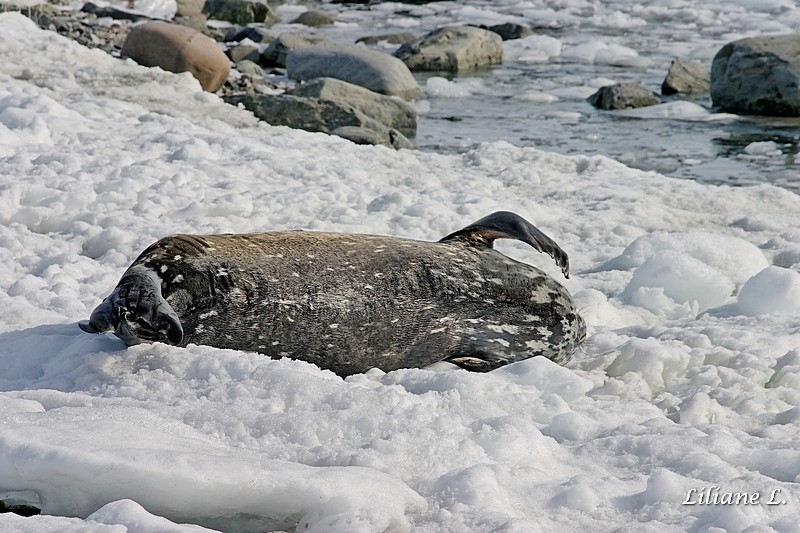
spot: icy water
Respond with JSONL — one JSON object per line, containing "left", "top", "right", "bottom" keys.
{"left": 282, "top": 0, "right": 800, "bottom": 192}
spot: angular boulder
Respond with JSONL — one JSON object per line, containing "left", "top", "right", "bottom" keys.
{"left": 241, "top": 93, "right": 414, "bottom": 149}
{"left": 662, "top": 59, "right": 709, "bottom": 95}
{"left": 202, "top": 0, "right": 278, "bottom": 26}
{"left": 587, "top": 83, "right": 660, "bottom": 110}
{"left": 394, "top": 26, "right": 503, "bottom": 72}
{"left": 121, "top": 22, "right": 231, "bottom": 92}
{"left": 288, "top": 77, "right": 417, "bottom": 136}
{"left": 226, "top": 43, "right": 259, "bottom": 63}
{"left": 711, "top": 35, "right": 800, "bottom": 116}
{"left": 287, "top": 46, "right": 425, "bottom": 100}
{"left": 261, "top": 32, "right": 338, "bottom": 68}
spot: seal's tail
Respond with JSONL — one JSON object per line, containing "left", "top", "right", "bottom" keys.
{"left": 79, "top": 265, "right": 183, "bottom": 347}
{"left": 439, "top": 211, "right": 570, "bottom": 278}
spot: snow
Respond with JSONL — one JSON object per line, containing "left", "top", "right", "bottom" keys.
{"left": 2, "top": 10, "right": 800, "bottom": 533}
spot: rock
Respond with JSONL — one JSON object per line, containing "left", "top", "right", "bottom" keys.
{"left": 227, "top": 43, "right": 259, "bottom": 63}
{"left": 331, "top": 126, "right": 415, "bottom": 150}
{"left": 662, "top": 59, "right": 709, "bottom": 95}
{"left": 225, "top": 26, "right": 273, "bottom": 43}
{"left": 236, "top": 59, "right": 264, "bottom": 78}
{"left": 173, "top": 14, "right": 209, "bottom": 33}
{"left": 394, "top": 26, "right": 503, "bottom": 72}
{"left": 587, "top": 83, "right": 660, "bottom": 110}
{"left": 288, "top": 77, "right": 417, "bottom": 136}
{"left": 291, "top": 10, "right": 335, "bottom": 27}
{"left": 121, "top": 21, "right": 231, "bottom": 92}
{"left": 202, "top": 0, "right": 278, "bottom": 26}
{"left": 356, "top": 32, "right": 416, "bottom": 46}
{"left": 243, "top": 93, "right": 382, "bottom": 133}
{"left": 261, "top": 32, "right": 338, "bottom": 68}
{"left": 175, "top": 0, "right": 205, "bottom": 17}
{"left": 0, "top": 500, "right": 40, "bottom": 517}
{"left": 242, "top": 93, "right": 414, "bottom": 149}
{"left": 80, "top": 2, "right": 150, "bottom": 21}
{"left": 287, "top": 46, "right": 425, "bottom": 100}
{"left": 711, "top": 35, "right": 800, "bottom": 116}
{"left": 485, "top": 22, "right": 534, "bottom": 41}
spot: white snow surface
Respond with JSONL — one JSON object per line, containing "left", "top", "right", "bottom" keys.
{"left": 2, "top": 12, "right": 800, "bottom": 533}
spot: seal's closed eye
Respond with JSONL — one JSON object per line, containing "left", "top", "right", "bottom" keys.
{"left": 439, "top": 210, "right": 570, "bottom": 278}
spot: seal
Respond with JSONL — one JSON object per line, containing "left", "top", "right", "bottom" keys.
{"left": 80, "top": 211, "right": 586, "bottom": 376}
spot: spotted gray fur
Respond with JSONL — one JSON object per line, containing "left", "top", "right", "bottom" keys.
{"left": 80, "top": 211, "right": 586, "bottom": 376}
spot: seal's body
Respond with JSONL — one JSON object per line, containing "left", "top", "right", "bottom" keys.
{"left": 81, "top": 212, "right": 585, "bottom": 376}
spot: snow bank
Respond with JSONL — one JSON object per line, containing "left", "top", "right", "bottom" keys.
{"left": 2, "top": 12, "right": 800, "bottom": 533}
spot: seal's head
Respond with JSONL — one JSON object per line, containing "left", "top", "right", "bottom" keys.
{"left": 79, "top": 265, "right": 183, "bottom": 346}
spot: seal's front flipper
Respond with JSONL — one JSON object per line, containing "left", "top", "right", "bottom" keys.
{"left": 80, "top": 265, "right": 183, "bottom": 347}
{"left": 445, "top": 349, "right": 514, "bottom": 372}
{"left": 440, "top": 211, "right": 570, "bottom": 278}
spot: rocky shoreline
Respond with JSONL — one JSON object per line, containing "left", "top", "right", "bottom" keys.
{"left": 6, "top": 0, "right": 800, "bottom": 152}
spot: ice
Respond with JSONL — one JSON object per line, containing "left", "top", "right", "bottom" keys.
{"left": 2, "top": 10, "right": 800, "bottom": 533}
{"left": 602, "top": 230, "right": 769, "bottom": 286}
{"left": 563, "top": 40, "right": 653, "bottom": 67}
{"left": 617, "top": 101, "right": 738, "bottom": 122}
{"left": 425, "top": 77, "right": 481, "bottom": 98}
{"left": 743, "top": 140, "right": 782, "bottom": 156}
{"left": 736, "top": 266, "right": 800, "bottom": 316}
{"left": 503, "top": 34, "right": 562, "bottom": 63}
{"left": 622, "top": 250, "right": 736, "bottom": 315}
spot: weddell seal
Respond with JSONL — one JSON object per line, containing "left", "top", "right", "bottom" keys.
{"left": 80, "top": 211, "right": 586, "bottom": 376}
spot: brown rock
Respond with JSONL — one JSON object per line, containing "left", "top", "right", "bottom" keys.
{"left": 122, "top": 21, "right": 231, "bottom": 92}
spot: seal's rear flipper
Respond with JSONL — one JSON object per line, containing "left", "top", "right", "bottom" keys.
{"left": 80, "top": 265, "right": 184, "bottom": 347}
{"left": 440, "top": 211, "right": 570, "bottom": 278}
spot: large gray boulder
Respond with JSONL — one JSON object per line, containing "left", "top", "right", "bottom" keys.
{"left": 122, "top": 21, "right": 231, "bottom": 92}
{"left": 241, "top": 93, "right": 414, "bottom": 149}
{"left": 288, "top": 77, "right": 416, "bottom": 136}
{"left": 587, "top": 83, "right": 660, "bottom": 110}
{"left": 394, "top": 26, "right": 503, "bottom": 72}
{"left": 711, "top": 35, "right": 800, "bottom": 116}
{"left": 287, "top": 46, "right": 425, "bottom": 100}
{"left": 662, "top": 59, "right": 709, "bottom": 95}
{"left": 202, "top": 0, "right": 278, "bottom": 26}
{"left": 261, "top": 32, "right": 337, "bottom": 67}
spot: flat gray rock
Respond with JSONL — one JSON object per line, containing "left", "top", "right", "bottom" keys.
{"left": 711, "top": 35, "right": 800, "bottom": 116}
{"left": 287, "top": 46, "right": 424, "bottom": 100}
{"left": 394, "top": 25, "right": 503, "bottom": 72}
{"left": 288, "top": 77, "right": 417, "bottom": 136}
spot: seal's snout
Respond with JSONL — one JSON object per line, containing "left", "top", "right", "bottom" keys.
{"left": 80, "top": 265, "right": 183, "bottom": 347}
